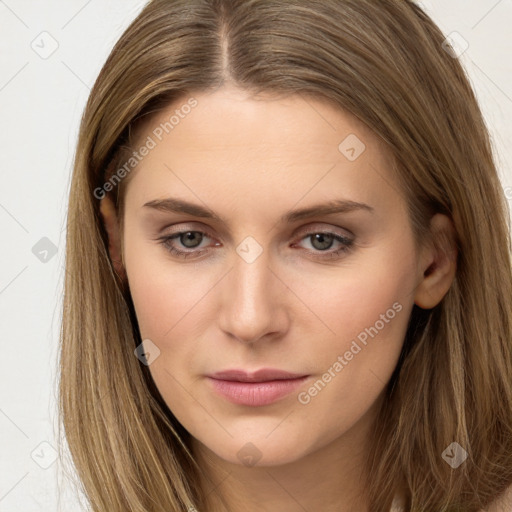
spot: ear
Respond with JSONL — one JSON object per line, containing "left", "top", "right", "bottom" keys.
{"left": 99, "top": 195, "right": 126, "bottom": 281}
{"left": 413, "top": 214, "right": 458, "bottom": 310}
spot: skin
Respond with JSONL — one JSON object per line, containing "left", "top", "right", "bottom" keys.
{"left": 100, "top": 85, "right": 457, "bottom": 512}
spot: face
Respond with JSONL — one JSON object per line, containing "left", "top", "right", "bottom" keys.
{"left": 119, "top": 85, "right": 425, "bottom": 468}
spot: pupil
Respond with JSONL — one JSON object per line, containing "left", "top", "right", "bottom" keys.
{"left": 312, "top": 233, "right": 333, "bottom": 250}
{"left": 182, "top": 232, "right": 201, "bottom": 248}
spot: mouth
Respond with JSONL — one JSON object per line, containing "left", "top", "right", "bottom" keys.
{"left": 207, "top": 368, "right": 310, "bottom": 406}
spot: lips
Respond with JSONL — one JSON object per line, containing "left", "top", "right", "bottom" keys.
{"left": 207, "top": 368, "right": 310, "bottom": 406}
{"left": 209, "top": 368, "right": 308, "bottom": 382}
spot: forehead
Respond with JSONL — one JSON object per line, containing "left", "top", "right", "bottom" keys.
{"left": 124, "top": 86, "right": 400, "bottom": 217}
{"left": 138, "top": 86, "right": 381, "bottom": 152}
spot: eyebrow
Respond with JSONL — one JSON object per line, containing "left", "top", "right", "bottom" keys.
{"left": 143, "top": 197, "right": 374, "bottom": 224}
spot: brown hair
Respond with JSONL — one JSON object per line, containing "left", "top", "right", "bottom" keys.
{"left": 59, "top": 1, "right": 512, "bottom": 510}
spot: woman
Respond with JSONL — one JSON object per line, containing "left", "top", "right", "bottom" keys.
{"left": 59, "top": 1, "right": 512, "bottom": 510}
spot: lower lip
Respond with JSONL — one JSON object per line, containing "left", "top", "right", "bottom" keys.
{"left": 207, "top": 376, "right": 309, "bottom": 406}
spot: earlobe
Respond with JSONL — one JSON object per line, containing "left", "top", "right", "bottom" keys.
{"left": 99, "top": 196, "right": 126, "bottom": 281}
{"left": 414, "top": 214, "right": 458, "bottom": 310}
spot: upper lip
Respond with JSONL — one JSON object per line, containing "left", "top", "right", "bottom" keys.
{"left": 209, "top": 369, "right": 308, "bottom": 382}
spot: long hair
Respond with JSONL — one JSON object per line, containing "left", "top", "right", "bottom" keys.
{"left": 59, "top": 1, "right": 512, "bottom": 510}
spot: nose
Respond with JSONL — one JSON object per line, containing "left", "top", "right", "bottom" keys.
{"left": 217, "top": 247, "right": 290, "bottom": 345}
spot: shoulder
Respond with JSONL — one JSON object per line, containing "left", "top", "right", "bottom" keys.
{"left": 481, "top": 484, "right": 512, "bottom": 512}
{"left": 390, "top": 485, "right": 512, "bottom": 512}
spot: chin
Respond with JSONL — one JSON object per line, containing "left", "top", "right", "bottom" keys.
{"left": 194, "top": 429, "right": 313, "bottom": 469}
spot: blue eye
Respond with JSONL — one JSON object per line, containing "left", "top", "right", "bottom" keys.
{"left": 157, "top": 229, "right": 354, "bottom": 261}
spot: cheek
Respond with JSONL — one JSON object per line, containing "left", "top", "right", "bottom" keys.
{"left": 321, "top": 270, "right": 412, "bottom": 342}
{"left": 304, "top": 245, "right": 416, "bottom": 347}
{"left": 127, "top": 265, "right": 219, "bottom": 356}
{"left": 299, "top": 244, "right": 417, "bottom": 407}
{"left": 123, "top": 225, "right": 207, "bottom": 336}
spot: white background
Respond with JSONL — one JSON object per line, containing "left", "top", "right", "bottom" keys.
{"left": 0, "top": 1, "right": 511, "bottom": 510}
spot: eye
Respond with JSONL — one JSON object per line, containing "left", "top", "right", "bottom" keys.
{"left": 157, "top": 230, "right": 217, "bottom": 259}
{"left": 156, "top": 227, "right": 355, "bottom": 261}
{"left": 172, "top": 231, "right": 206, "bottom": 249}
{"left": 292, "top": 231, "right": 354, "bottom": 260}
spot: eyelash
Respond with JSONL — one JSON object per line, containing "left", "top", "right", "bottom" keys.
{"left": 157, "top": 228, "right": 354, "bottom": 261}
